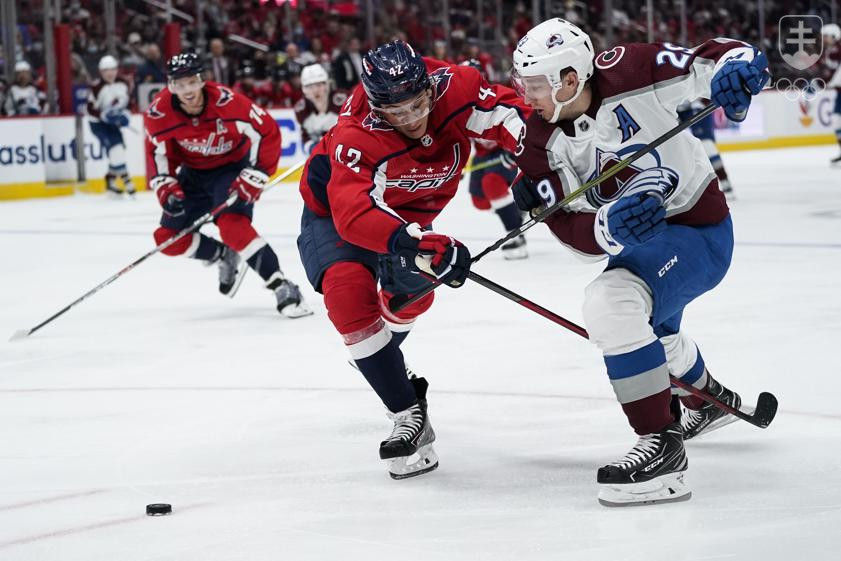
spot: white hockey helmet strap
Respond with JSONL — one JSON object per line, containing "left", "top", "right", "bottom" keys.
{"left": 512, "top": 18, "right": 594, "bottom": 122}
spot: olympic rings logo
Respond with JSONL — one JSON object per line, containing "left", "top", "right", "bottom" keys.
{"left": 774, "top": 77, "right": 826, "bottom": 101}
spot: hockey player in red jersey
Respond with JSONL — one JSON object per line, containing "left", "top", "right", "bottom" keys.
{"left": 820, "top": 23, "right": 841, "bottom": 164}
{"left": 144, "top": 52, "right": 311, "bottom": 317}
{"left": 294, "top": 64, "right": 348, "bottom": 152}
{"left": 509, "top": 19, "right": 768, "bottom": 505}
{"left": 297, "top": 41, "right": 529, "bottom": 478}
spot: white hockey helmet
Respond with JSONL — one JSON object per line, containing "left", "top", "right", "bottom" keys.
{"left": 512, "top": 18, "right": 594, "bottom": 123}
{"left": 14, "top": 60, "right": 31, "bottom": 73}
{"left": 98, "top": 55, "right": 119, "bottom": 71}
{"left": 301, "top": 64, "right": 329, "bottom": 87}
{"left": 822, "top": 23, "right": 841, "bottom": 41}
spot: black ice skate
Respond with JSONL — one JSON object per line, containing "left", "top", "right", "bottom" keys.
{"left": 216, "top": 246, "right": 245, "bottom": 297}
{"left": 597, "top": 422, "right": 690, "bottom": 507}
{"left": 501, "top": 235, "right": 528, "bottom": 260}
{"left": 105, "top": 173, "right": 123, "bottom": 198}
{"left": 831, "top": 153, "right": 841, "bottom": 166}
{"left": 379, "top": 376, "right": 438, "bottom": 479}
{"left": 267, "top": 277, "right": 313, "bottom": 318}
{"left": 680, "top": 376, "right": 742, "bottom": 440}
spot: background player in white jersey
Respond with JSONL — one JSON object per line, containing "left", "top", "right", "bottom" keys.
{"left": 87, "top": 55, "right": 135, "bottom": 197}
{"left": 294, "top": 64, "right": 347, "bottom": 153}
{"left": 4, "top": 61, "right": 44, "bottom": 116}
{"left": 820, "top": 23, "right": 841, "bottom": 164}
{"left": 678, "top": 99, "right": 735, "bottom": 197}
{"left": 508, "top": 19, "right": 768, "bottom": 506}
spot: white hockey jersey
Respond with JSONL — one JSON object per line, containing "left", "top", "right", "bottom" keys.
{"left": 516, "top": 39, "right": 755, "bottom": 256}
{"left": 86, "top": 78, "right": 131, "bottom": 122}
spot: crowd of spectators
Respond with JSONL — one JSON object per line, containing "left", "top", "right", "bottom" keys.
{"left": 0, "top": 0, "right": 836, "bottom": 116}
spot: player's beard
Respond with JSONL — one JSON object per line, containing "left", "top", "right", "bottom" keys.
{"left": 179, "top": 88, "right": 205, "bottom": 115}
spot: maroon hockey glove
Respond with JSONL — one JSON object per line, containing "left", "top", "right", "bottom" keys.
{"left": 150, "top": 175, "right": 186, "bottom": 217}
{"left": 390, "top": 223, "right": 471, "bottom": 288}
{"left": 230, "top": 168, "right": 269, "bottom": 204}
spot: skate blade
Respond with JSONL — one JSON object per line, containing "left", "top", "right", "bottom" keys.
{"left": 502, "top": 247, "right": 529, "bottom": 260}
{"left": 387, "top": 444, "right": 439, "bottom": 480}
{"left": 280, "top": 302, "right": 314, "bottom": 319}
{"left": 226, "top": 265, "right": 249, "bottom": 299}
{"left": 598, "top": 472, "right": 691, "bottom": 507}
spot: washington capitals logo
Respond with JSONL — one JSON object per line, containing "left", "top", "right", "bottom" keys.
{"left": 430, "top": 67, "right": 453, "bottom": 101}
{"left": 546, "top": 34, "right": 565, "bottom": 48}
{"left": 216, "top": 87, "right": 234, "bottom": 107}
{"left": 146, "top": 98, "right": 165, "bottom": 120}
{"left": 362, "top": 111, "right": 393, "bottom": 132}
{"left": 586, "top": 146, "right": 679, "bottom": 208}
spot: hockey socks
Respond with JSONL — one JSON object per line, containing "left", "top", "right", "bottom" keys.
{"left": 494, "top": 201, "right": 523, "bottom": 232}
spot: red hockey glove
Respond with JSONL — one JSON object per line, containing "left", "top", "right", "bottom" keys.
{"left": 230, "top": 168, "right": 269, "bottom": 204}
{"left": 390, "top": 223, "right": 471, "bottom": 288}
{"left": 150, "top": 175, "right": 185, "bottom": 217}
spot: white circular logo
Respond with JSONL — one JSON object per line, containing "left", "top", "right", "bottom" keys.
{"left": 420, "top": 134, "right": 433, "bottom": 146}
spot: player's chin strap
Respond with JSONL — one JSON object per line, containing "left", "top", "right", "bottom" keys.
{"left": 548, "top": 77, "right": 587, "bottom": 123}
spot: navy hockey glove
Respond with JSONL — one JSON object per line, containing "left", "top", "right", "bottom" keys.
{"left": 230, "top": 168, "right": 269, "bottom": 204}
{"left": 711, "top": 49, "right": 769, "bottom": 122}
{"left": 512, "top": 173, "right": 560, "bottom": 214}
{"left": 104, "top": 109, "right": 130, "bottom": 127}
{"left": 594, "top": 193, "right": 667, "bottom": 256}
{"left": 150, "top": 175, "right": 185, "bottom": 217}
{"left": 390, "top": 223, "right": 471, "bottom": 288}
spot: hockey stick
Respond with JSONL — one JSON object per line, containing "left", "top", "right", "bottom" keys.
{"left": 9, "top": 160, "right": 306, "bottom": 341}
{"left": 390, "top": 103, "right": 719, "bottom": 313}
{"left": 466, "top": 270, "right": 778, "bottom": 429}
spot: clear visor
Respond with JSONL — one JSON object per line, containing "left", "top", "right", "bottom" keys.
{"left": 375, "top": 89, "right": 433, "bottom": 126}
{"left": 510, "top": 70, "right": 553, "bottom": 100}
{"left": 169, "top": 74, "right": 204, "bottom": 95}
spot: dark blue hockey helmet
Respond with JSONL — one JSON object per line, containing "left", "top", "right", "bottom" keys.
{"left": 360, "top": 40, "right": 431, "bottom": 107}
{"left": 166, "top": 52, "right": 204, "bottom": 80}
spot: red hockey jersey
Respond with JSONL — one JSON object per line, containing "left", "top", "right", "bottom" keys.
{"left": 299, "top": 59, "right": 530, "bottom": 254}
{"left": 144, "top": 81, "right": 281, "bottom": 179}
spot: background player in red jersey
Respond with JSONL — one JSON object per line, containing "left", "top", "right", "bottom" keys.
{"left": 460, "top": 59, "right": 527, "bottom": 259}
{"left": 144, "top": 52, "right": 311, "bottom": 317}
{"left": 297, "top": 41, "right": 529, "bottom": 479}
{"left": 294, "top": 64, "right": 348, "bottom": 153}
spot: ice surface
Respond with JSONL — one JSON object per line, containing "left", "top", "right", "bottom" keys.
{"left": 1, "top": 146, "right": 839, "bottom": 560}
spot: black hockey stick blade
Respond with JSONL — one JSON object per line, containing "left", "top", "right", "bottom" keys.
{"left": 751, "top": 391, "right": 779, "bottom": 428}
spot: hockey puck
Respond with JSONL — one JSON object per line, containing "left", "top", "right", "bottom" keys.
{"left": 145, "top": 503, "right": 172, "bottom": 516}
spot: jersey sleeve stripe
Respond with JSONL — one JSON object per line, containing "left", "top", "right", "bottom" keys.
{"left": 236, "top": 121, "right": 262, "bottom": 168}
{"left": 465, "top": 104, "right": 526, "bottom": 143}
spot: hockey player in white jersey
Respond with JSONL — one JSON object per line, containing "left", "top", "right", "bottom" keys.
{"left": 508, "top": 19, "right": 769, "bottom": 506}
{"left": 87, "top": 55, "right": 135, "bottom": 197}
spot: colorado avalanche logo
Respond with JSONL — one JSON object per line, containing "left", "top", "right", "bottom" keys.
{"left": 586, "top": 145, "right": 679, "bottom": 208}
{"left": 546, "top": 34, "right": 565, "bottom": 49}
{"left": 430, "top": 67, "right": 453, "bottom": 101}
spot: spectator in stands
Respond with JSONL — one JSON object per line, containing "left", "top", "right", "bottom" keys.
{"left": 431, "top": 39, "right": 450, "bottom": 63}
{"left": 135, "top": 43, "right": 165, "bottom": 84}
{"left": 120, "top": 32, "right": 145, "bottom": 71}
{"left": 0, "top": 78, "right": 7, "bottom": 116}
{"left": 206, "top": 38, "right": 233, "bottom": 85}
{"left": 332, "top": 36, "right": 363, "bottom": 90}
{"left": 4, "top": 61, "right": 44, "bottom": 115}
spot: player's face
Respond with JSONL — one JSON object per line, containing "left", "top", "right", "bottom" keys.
{"left": 512, "top": 70, "right": 581, "bottom": 121}
{"left": 100, "top": 68, "right": 118, "bottom": 83}
{"left": 303, "top": 81, "right": 329, "bottom": 104}
{"left": 377, "top": 89, "right": 434, "bottom": 139}
{"left": 169, "top": 74, "right": 205, "bottom": 112}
